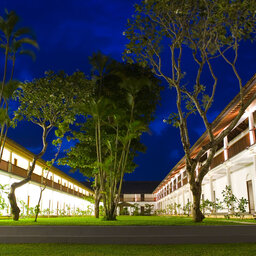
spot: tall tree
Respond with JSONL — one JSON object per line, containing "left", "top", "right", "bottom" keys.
{"left": 0, "top": 10, "right": 38, "bottom": 160}
{"left": 124, "top": 0, "right": 256, "bottom": 222}
{"left": 8, "top": 71, "right": 87, "bottom": 220}
{"left": 62, "top": 54, "right": 161, "bottom": 220}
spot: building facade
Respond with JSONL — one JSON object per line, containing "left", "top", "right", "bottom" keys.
{"left": 0, "top": 138, "right": 94, "bottom": 216}
{"left": 154, "top": 75, "right": 256, "bottom": 215}
{"left": 119, "top": 181, "right": 158, "bottom": 215}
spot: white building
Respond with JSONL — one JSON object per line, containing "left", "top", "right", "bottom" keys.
{"left": 0, "top": 137, "right": 94, "bottom": 216}
{"left": 119, "top": 181, "right": 158, "bottom": 215}
{"left": 154, "top": 74, "right": 256, "bottom": 215}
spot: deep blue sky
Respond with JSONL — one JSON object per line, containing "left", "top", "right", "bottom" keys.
{"left": 0, "top": 1, "right": 255, "bottom": 182}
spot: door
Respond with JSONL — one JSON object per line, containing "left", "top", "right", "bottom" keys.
{"left": 247, "top": 180, "right": 255, "bottom": 214}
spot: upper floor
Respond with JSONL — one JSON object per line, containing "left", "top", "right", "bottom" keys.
{"left": 154, "top": 75, "right": 256, "bottom": 201}
{"left": 0, "top": 138, "right": 94, "bottom": 198}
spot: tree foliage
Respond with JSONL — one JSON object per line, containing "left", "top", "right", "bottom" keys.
{"left": 124, "top": 0, "right": 256, "bottom": 222}
{"left": 8, "top": 71, "right": 88, "bottom": 221}
{"left": 62, "top": 53, "right": 162, "bottom": 220}
{"left": 0, "top": 9, "right": 38, "bottom": 161}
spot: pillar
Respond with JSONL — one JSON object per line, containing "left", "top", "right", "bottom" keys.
{"left": 224, "top": 136, "right": 229, "bottom": 161}
{"left": 226, "top": 167, "right": 232, "bottom": 190}
{"left": 8, "top": 150, "right": 13, "bottom": 172}
{"left": 209, "top": 176, "right": 214, "bottom": 202}
{"left": 251, "top": 155, "right": 256, "bottom": 212}
{"left": 181, "top": 171, "right": 184, "bottom": 186}
{"left": 248, "top": 111, "right": 255, "bottom": 145}
{"left": 182, "top": 189, "right": 185, "bottom": 210}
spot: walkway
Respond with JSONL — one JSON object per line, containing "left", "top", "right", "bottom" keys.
{"left": 0, "top": 225, "right": 256, "bottom": 244}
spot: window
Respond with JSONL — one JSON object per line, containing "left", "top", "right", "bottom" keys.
{"left": 13, "top": 158, "right": 18, "bottom": 166}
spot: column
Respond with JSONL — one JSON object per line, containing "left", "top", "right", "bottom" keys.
{"left": 172, "top": 179, "right": 174, "bottom": 192}
{"left": 181, "top": 171, "right": 184, "bottom": 186}
{"left": 248, "top": 111, "right": 255, "bottom": 145}
{"left": 251, "top": 155, "right": 256, "bottom": 212}
{"left": 195, "top": 165, "right": 199, "bottom": 179}
{"left": 226, "top": 166, "right": 232, "bottom": 190}
{"left": 8, "top": 150, "right": 13, "bottom": 172}
{"left": 209, "top": 176, "right": 214, "bottom": 202}
{"left": 52, "top": 174, "right": 54, "bottom": 188}
{"left": 182, "top": 189, "right": 185, "bottom": 210}
{"left": 224, "top": 136, "right": 228, "bottom": 161}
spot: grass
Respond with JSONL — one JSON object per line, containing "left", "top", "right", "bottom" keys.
{"left": 0, "top": 243, "right": 256, "bottom": 256}
{"left": 0, "top": 215, "right": 255, "bottom": 225}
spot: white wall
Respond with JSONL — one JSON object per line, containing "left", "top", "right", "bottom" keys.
{"left": 0, "top": 170, "right": 94, "bottom": 216}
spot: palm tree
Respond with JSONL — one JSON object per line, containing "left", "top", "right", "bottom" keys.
{"left": 0, "top": 10, "right": 38, "bottom": 159}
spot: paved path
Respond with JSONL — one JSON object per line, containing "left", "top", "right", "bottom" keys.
{"left": 0, "top": 225, "right": 256, "bottom": 244}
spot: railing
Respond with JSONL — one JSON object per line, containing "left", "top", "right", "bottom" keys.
{"left": 0, "top": 159, "right": 84, "bottom": 199}
{"left": 183, "top": 177, "right": 188, "bottom": 185}
{"left": 122, "top": 198, "right": 155, "bottom": 202}
{"left": 228, "top": 133, "right": 250, "bottom": 159}
{"left": 11, "top": 164, "right": 27, "bottom": 178}
{"left": 53, "top": 183, "right": 61, "bottom": 190}
{"left": 62, "top": 186, "right": 68, "bottom": 193}
{"left": 44, "top": 179, "right": 52, "bottom": 187}
{"left": 0, "top": 160, "right": 8, "bottom": 171}
{"left": 156, "top": 124, "right": 254, "bottom": 202}
{"left": 31, "top": 173, "right": 41, "bottom": 183}
{"left": 210, "top": 152, "right": 224, "bottom": 169}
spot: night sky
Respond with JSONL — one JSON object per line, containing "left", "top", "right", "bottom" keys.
{"left": 0, "top": 1, "right": 255, "bottom": 183}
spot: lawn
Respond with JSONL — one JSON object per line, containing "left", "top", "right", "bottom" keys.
{"left": 0, "top": 243, "right": 256, "bottom": 256}
{"left": 0, "top": 215, "right": 255, "bottom": 225}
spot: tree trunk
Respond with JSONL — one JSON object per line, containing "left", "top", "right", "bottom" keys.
{"left": 8, "top": 186, "right": 20, "bottom": 221}
{"left": 105, "top": 203, "right": 116, "bottom": 220}
{"left": 34, "top": 187, "right": 44, "bottom": 222}
{"left": 94, "top": 193, "right": 101, "bottom": 218}
{"left": 8, "top": 174, "right": 34, "bottom": 221}
{"left": 8, "top": 126, "right": 48, "bottom": 221}
{"left": 191, "top": 182, "right": 205, "bottom": 222}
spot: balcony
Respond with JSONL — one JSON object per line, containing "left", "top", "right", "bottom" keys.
{"left": 121, "top": 197, "right": 155, "bottom": 202}
{"left": 228, "top": 133, "right": 250, "bottom": 159}
{"left": 0, "top": 159, "right": 84, "bottom": 199}
{"left": 183, "top": 177, "right": 188, "bottom": 185}
{"left": 210, "top": 152, "right": 224, "bottom": 169}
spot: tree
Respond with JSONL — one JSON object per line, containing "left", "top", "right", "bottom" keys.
{"left": 124, "top": 0, "right": 256, "bottom": 222}
{"left": 34, "top": 141, "right": 63, "bottom": 222}
{"left": 62, "top": 53, "right": 161, "bottom": 220}
{"left": 8, "top": 71, "right": 86, "bottom": 220}
{"left": 0, "top": 10, "right": 38, "bottom": 160}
